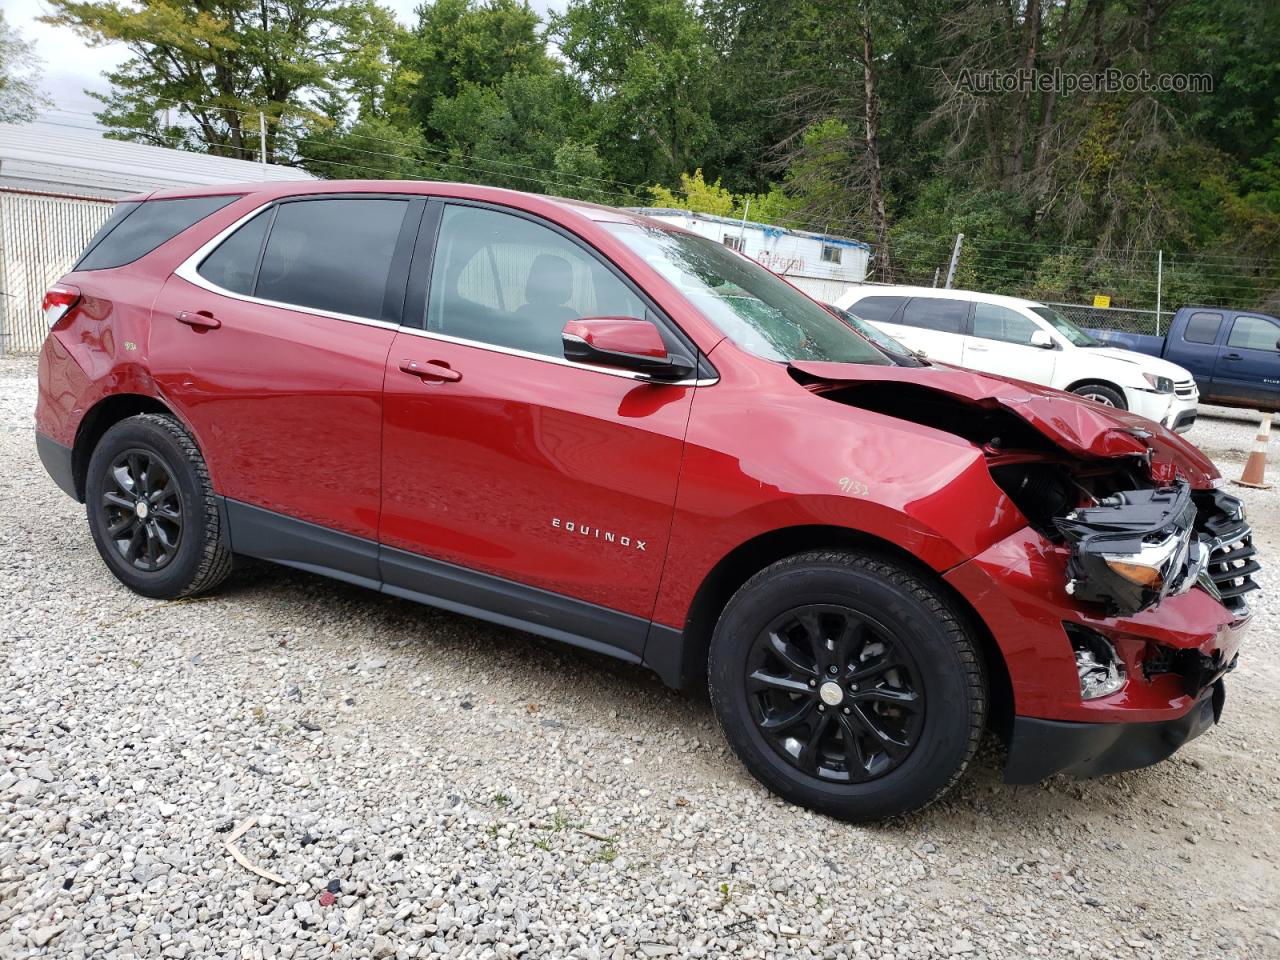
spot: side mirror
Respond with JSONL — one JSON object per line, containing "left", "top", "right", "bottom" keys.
{"left": 1030, "top": 329, "right": 1055, "bottom": 349}
{"left": 563, "top": 317, "right": 695, "bottom": 381}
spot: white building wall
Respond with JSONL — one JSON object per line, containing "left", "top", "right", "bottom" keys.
{"left": 0, "top": 191, "right": 113, "bottom": 353}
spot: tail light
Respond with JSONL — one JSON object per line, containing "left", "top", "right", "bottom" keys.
{"left": 43, "top": 284, "right": 82, "bottom": 328}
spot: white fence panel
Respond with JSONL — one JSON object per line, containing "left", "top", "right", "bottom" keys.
{"left": 1, "top": 191, "right": 113, "bottom": 354}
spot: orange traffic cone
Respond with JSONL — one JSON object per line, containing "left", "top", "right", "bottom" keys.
{"left": 1233, "top": 412, "right": 1273, "bottom": 489}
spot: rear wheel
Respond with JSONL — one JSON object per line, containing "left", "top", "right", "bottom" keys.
{"left": 709, "top": 551, "right": 985, "bottom": 821}
{"left": 1070, "top": 383, "right": 1127, "bottom": 409}
{"left": 85, "top": 413, "right": 232, "bottom": 599}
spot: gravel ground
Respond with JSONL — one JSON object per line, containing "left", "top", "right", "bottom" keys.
{"left": 2, "top": 354, "right": 1278, "bottom": 960}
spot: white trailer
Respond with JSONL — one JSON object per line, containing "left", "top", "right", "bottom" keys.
{"left": 626, "top": 207, "right": 871, "bottom": 304}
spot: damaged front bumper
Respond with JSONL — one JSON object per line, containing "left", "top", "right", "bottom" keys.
{"left": 1005, "top": 680, "right": 1225, "bottom": 783}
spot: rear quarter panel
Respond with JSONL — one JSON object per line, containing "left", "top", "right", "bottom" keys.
{"left": 35, "top": 193, "right": 270, "bottom": 454}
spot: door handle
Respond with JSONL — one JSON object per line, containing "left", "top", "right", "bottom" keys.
{"left": 177, "top": 310, "right": 221, "bottom": 330}
{"left": 399, "top": 358, "right": 462, "bottom": 383}
{"left": 1224, "top": 353, "right": 1243, "bottom": 361}
{"left": 968, "top": 344, "right": 988, "bottom": 352}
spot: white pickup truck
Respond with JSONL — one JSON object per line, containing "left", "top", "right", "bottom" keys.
{"left": 834, "top": 285, "right": 1200, "bottom": 433}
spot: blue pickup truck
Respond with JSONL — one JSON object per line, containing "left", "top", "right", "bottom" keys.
{"left": 1088, "top": 306, "right": 1280, "bottom": 411}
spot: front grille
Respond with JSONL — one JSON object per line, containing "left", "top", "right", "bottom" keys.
{"left": 1175, "top": 380, "right": 1197, "bottom": 398}
{"left": 1205, "top": 531, "right": 1260, "bottom": 616}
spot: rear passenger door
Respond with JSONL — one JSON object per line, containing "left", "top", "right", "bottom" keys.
{"left": 890, "top": 296, "right": 971, "bottom": 364}
{"left": 378, "top": 201, "right": 698, "bottom": 655}
{"left": 150, "top": 194, "right": 423, "bottom": 577}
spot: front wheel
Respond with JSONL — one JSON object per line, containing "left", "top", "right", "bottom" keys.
{"left": 708, "top": 551, "right": 986, "bottom": 821}
{"left": 85, "top": 413, "right": 232, "bottom": 599}
{"left": 1070, "top": 383, "right": 1127, "bottom": 409}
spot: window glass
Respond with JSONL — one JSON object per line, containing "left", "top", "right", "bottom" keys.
{"left": 848, "top": 296, "right": 906, "bottom": 324}
{"left": 256, "top": 199, "right": 408, "bottom": 319}
{"left": 821, "top": 245, "right": 842, "bottom": 264}
{"left": 1227, "top": 315, "right": 1280, "bottom": 351}
{"left": 603, "top": 222, "right": 890, "bottom": 365}
{"left": 428, "top": 205, "right": 647, "bottom": 358}
{"left": 76, "top": 195, "right": 239, "bottom": 271}
{"left": 1030, "top": 305, "right": 1100, "bottom": 346}
{"left": 971, "top": 302, "right": 1040, "bottom": 344}
{"left": 197, "top": 210, "right": 271, "bottom": 295}
{"left": 723, "top": 235, "right": 743, "bottom": 252}
{"left": 827, "top": 304, "right": 921, "bottom": 363}
{"left": 74, "top": 201, "right": 139, "bottom": 266}
{"left": 1184, "top": 311, "right": 1223, "bottom": 344}
{"left": 901, "top": 297, "right": 969, "bottom": 334}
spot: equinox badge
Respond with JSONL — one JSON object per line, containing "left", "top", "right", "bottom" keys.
{"left": 551, "top": 518, "right": 646, "bottom": 551}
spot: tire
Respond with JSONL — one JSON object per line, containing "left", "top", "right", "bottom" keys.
{"left": 84, "top": 413, "right": 232, "bottom": 599}
{"left": 708, "top": 551, "right": 985, "bottom": 822}
{"left": 1070, "top": 383, "right": 1127, "bottom": 410}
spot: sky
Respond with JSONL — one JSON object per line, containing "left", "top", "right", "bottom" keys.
{"left": 6, "top": 0, "right": 564, "bottom": 129}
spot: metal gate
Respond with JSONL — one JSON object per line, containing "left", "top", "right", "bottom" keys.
{"left": 0, "top": 190, "right": 113, "bottom": 354}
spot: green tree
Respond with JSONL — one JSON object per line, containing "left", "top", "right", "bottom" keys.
{"left": 648, "top": 169, "right": 735, "bottom": 215}
{"left": 551, "top": 0, "right": 719, "bottom": 185}
{"left": 398, "top": 0, "right": 550, "bottom": 136}
{"left": 425, "top": 70, "right": 606, "bottom": 194}
{"left": 41, "top": 0, "right": 402, "bottom": 161}
{"left": 0, "top": 11, "right": 49, "bottom": 123}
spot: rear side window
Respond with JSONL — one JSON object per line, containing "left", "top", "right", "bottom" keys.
{"left": 901, "top": 297, "right": 969, "bottom": 334}
{"left": 75, "top": 195, "right": 239, "bottom": 271}
{"left": 1227, "top": 315, "right": 1280, "bottom": 352}
{"left": 198, "top": 211, "right": 271, "bottom": 295}
{"left": 848, "top": 295, "right": 906, "bottom": 324}
{"left": 255, "top": 199, "right": 409, "bottom": 318}
{"left": 1184, "top": 311, "right": 1223, "bottom": 344}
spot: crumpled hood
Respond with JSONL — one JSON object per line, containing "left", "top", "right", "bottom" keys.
{"left": 791, "top": 360, "right": 1219, "bottom": 487}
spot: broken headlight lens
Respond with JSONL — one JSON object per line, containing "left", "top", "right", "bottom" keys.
{"left": 1065, "top": 624, "right": 1126, "bottom": 700}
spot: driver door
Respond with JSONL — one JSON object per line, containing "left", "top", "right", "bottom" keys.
{"left": 962, "top": 302, "right": 1057, "bottom": 386}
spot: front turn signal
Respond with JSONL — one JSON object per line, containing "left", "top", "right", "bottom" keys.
{"left": 1103, "top": 559, "right": 1164, "bottom": 589}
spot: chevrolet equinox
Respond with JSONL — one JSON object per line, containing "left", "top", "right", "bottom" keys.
{"left": 35, "top": 182, "right": 1257, "bottom": 821}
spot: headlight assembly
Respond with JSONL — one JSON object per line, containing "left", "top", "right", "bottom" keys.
{"left": 1142, "top": 372, "right": 1174, "bottom": 393}
{"left": 1056, "top": 482, "right": 1199, "bottom": 616}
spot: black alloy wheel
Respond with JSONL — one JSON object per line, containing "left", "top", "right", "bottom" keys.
{"left": 100, "top": 449, "right": 184, "bottom": 571}
{"left": 85, "top": 413, "right": 232, "bottom": 599}
{"left": 709, "top": 551, "right": 986, "bottom": 821}
{"left": 747, "top": 604, "right": 924, "bottom": 783}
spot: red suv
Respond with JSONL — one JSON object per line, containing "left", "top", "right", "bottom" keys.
{"left": 36, "top": 182, "right": 1256, "bottom": 820}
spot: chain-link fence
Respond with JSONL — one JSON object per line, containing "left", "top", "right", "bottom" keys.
{"left": 1044, "top": 302, "right": 1169, "bottom": 337}
{"left": 1, "top": 190, "right": 114, "bottom": 354}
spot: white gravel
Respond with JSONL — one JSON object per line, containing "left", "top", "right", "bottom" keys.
{"left": 2, "top": 355, "right": 1278, "bottom": 959}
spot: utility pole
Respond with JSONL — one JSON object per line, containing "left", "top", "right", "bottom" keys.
{"left": 944, "top": 233, "right": 964, "bottom": 289}
{"left": 259, "top": 112, "right": 268, "bottom": 178}
{"left": 1155, "top": 249, "right": 1163, "bottom": 337}
{"left": 738, "top": 198, "right": 750, "bottom": 249}
{"left": 932, "top": 267, "right": 940, "bottom": 288}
